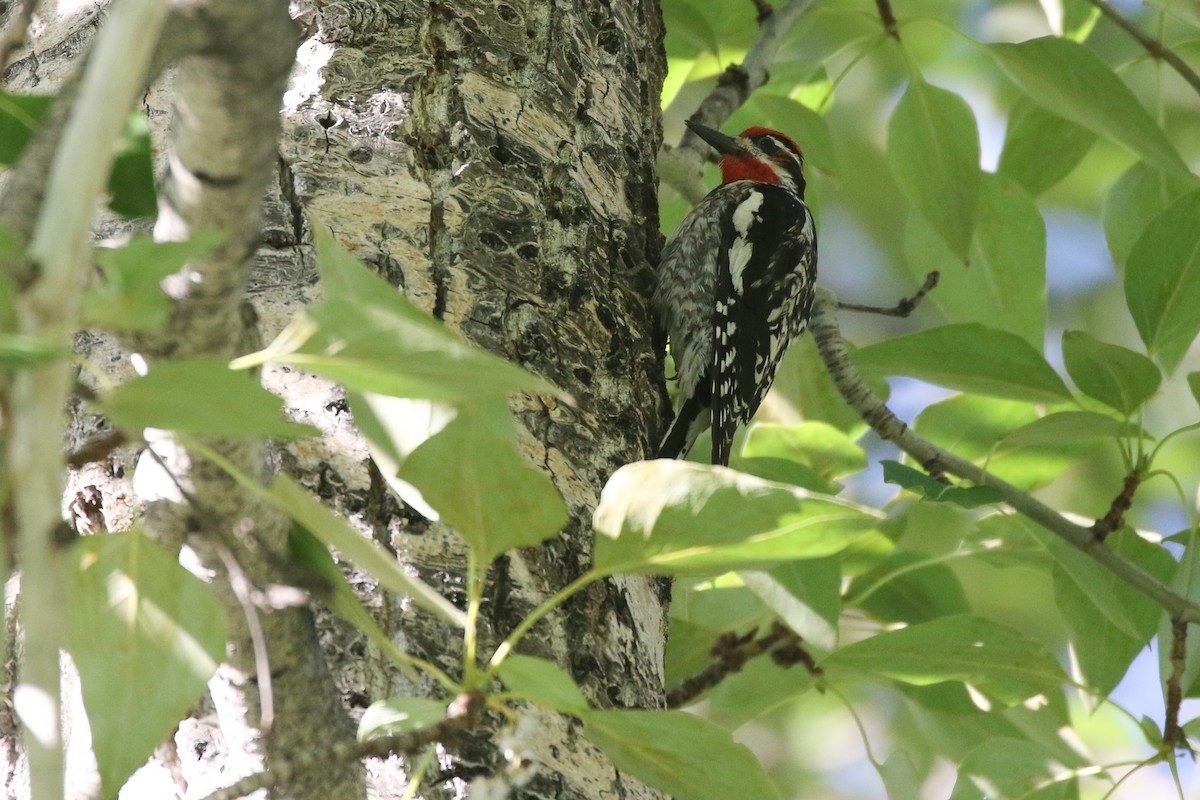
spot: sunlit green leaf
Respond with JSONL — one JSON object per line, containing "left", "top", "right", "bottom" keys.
{"left": 999, "top": 411, "right": 1145, "bottom": 449}
{"left": 1056, "top": 530, "right": 1174, "bottom": 699}
{"left": 234, "top": 226, "right": 557, "bottom": 401}
{"left": 1124, "top": 188, "right": 1200, "bottom": 372}
{"left": 358, "top": 696, "right": 447, "bottom": 740}
{"left": 593, "top": 461, "right": 881, "bottom": 575}
{"left": 99, "top": 357, "right": 317, "bottom": 439}
{"left": 825, "top": 615, "right": 1066, "bottom": 705}
{"left": 399, "top": 401, "right": 567, "bottom": 562}
{"left": 270, "top": 475, "right": 468, "bottom": 628}
{"left": 997, "top": 98, "right": 1095, "bottom": 197}
{"left": 742, "top": 421, "right": 866, "bottom": 479}
{"left": 854, "top": 324, "right": 1070, "bottom": 403}
{"left": 583, "top": 709, "right": 780, "bottom": 800}
{"left": 888, "top": 81, "right": 980, "bottom": 259}
{"left": 847, "top": 550, "right": 970, "bottom": 623}
{"left": 498, "top": 654, "right": 589, "bottom": 715}
{"left": 949, "top": 737, "right": 1074, "bottom": 800}
{"left": 1102, "top": 163, "right": 1197, "bottom": 267}
{"left": 741, "top": 558, "right": 840, "bottom": 651}
{"left": 83, "top": 233, "right": 222, "bottom": 332}
{"left": 1061, "top": 330, "right": 1161, "bottom": 415}
{"left": 67, "top": 531, "right": 226, "bottom": 797}
{"left": 904, "top": 175, "right": 1046, "bottom": 348}
{"left": 987, "top": 37, "right": 1188, "bottom": 176}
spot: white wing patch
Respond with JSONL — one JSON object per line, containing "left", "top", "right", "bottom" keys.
{"left": 728, "top": 191, "right": 763, "bottom": 293}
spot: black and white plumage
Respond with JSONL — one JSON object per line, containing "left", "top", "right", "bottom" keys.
{"left": 655, "top": 121, "right": 817, "bottom": 466}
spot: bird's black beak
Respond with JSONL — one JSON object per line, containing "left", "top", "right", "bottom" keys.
{"left": 685, "top": 119, "right": 742, "bottom": 155}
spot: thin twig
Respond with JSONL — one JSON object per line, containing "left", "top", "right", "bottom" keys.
{"left": 873, "top": 0, "right": 900, "bottom": 40}
{"left": 665, "top": 623, "right": 819, "bottom": 708}
{"left": 1091, "top": 471, "right": 1142, "bottom": 541}
{"left": 660, "top": 0, "right": 816, "bottom": 203}
{"left": 1084, "top": 0, "right": 1200, "bottom": 98}
{"left": 215, "top": 543, "right": 275, "bottom": 733}
{"left": 1163, "top": 620, "right": 1187, "bottom": 750}
{"left": 808, "top": 287, "right": 1200, "bottom": 625}
{"left": 838, "top": 271, "right": 939, "bottom": 317}
{"left": 749, "top": 0, "right": 773, "bottom": 23}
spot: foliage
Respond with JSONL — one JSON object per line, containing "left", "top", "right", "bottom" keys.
{"left": 6, "top": 0, "right": 1200, "bottom": 798}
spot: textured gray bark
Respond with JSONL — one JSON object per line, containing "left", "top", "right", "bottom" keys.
{"left": 2, "top": 0, "right": 670, "bottom": 796}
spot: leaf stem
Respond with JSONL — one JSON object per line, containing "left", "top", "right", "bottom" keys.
{"left": 486, "top": 570, "right": 603, "bottom": 674}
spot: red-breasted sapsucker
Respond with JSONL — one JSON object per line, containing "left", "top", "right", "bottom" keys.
{"left": 655, "top": 120, "right": 817, "bottom": 466}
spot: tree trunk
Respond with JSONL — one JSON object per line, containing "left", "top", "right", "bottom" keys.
{"left": 2, "top": 0, "right": 671, "bottom": 796}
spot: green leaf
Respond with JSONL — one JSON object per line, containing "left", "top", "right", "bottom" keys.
{"left": 903, "top": 175, "right": 1046, "bottom": 348}
{"left": 348, "top": 392, "right": 451, "bottom": 519}
{"left": 0, "top": 334, "right": 69, "bottom": 368}
{"left": 67, "top": 531, "right": 226, "bottom": 797}
{"left": 398, "top": 401, "right": 567, "bottom": 563}
{"left": 1189, "top": 373, "right": 1200, "bottom": 408}
{"left": 882, "top": 460, "right": 1004, "bottom": 508}
{"left": 741, "top": 558, "right": 841, "bottom": 651}
{"left": 853, "top": 323, "right": 1070, "bottom": 403}
{"left": 358, "top": 696, "right": 447, "bottom": 740}
{"left": 0, "top": 91, "right": 53, "bottom": 164}
{"left": 880, "top": 751, "right": 923, "bottom": 800}
{"left": 888, "top": 81, "right": 980, "bottom": 259}
{"left": 824, "top": 615, "right": 1066, "bottom": 705}
{"left": 592, "top": 460, "right": 882, "bottom": 576}
{"left": 742, "top": 421, "right": 867, "bottom": 479}
{"left": 997, "top": 97, "right": 1095, "bottom": 197}
{"left": 83, "top": 233, "right": 222, "bottom": 332}
{"left": 582, "top": 709, "right": 781, "bottom": 800}
{"left": 949, "top": 738, "right": 1073, "bottom": 800}
{"left": 1161, "top": 533, "right": 1200, "bottom": 705}
{"left": 107, "top": 112, "right": 157, "bottom": 218}
{"left": 847, "top": 550, "right": 970, "bottom": 623}
{"left": 1124, "top": 188, "right": 1200, "bottom": 372}
{"left": 498, "top": 654, "right": 589, "bottom": 715}
{"left": 1061, "top": 330, "right": 1161, "bottom": 415}
{"left": 913, "top": 396, "right": 1088, "bottom": 491}
{"left": 999, "top": 411, "right": 1145, "bottom": 449}
{"left": 987, "top": 37, "right": 1188, "bottom": 176}
{"left": 234, "top": 226, "right": 557, "bottom": 401}
{"left": 1056, "top": 530, "right": 1174, "bottom": 699}
{"left": 269, "top": 475, "right": 468, "bottom": 628}
{"left": 286, "top": 524, "right": 426, "bottom": 680}
{"left": 98, "top": 357, "right": 318, "bottom": 440}
{"left": 1101, "top": 163, "right": 1197, "bottom": 266}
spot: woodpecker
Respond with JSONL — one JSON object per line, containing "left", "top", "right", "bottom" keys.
{"left": 655, "top": 120, "right": 817, "bottom": 467}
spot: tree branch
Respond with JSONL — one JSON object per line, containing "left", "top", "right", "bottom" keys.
{"left": 808, "top": 287, "right": 1200, "bottom": 625}
{"left": 659, "top": 0, "right": 815, "bottom": 203}
{"left": 666, "top": 623, "right": 821, "bottom": 708}
{"left": 7, "top": 3, "right": 170, "bottom": 797}
{"left": 1084, "top": 0, "right": 1200, "bottom": 98}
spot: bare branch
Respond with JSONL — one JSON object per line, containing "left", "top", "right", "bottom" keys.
{"left": 1090, "top": 471, "right": 1143, "bottom": 541}
{"left": 659, "top": 0, "right": 815, "bottom": 202}
{"left": 839, "top": 271, "right": 939, "bottom": 317}
{"left": 666, "top": 623, "right": 820, "bottom": 709}
{"left": 808, "top": 287, "right": 1200, "bottom": 625}
{"left": 1084, "top": 0, "right": 1200, "bottom": 98}
{"left": 1163, "top": 619, "right": 1187, "bottom": 750}
{"left": 874, "top": 0, "right": 900, "bottom": 40}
